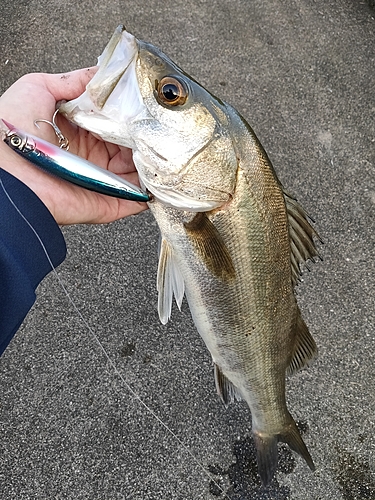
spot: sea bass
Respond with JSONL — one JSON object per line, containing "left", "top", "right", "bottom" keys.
{"left": 60, "top": 25, "right": 320, "bottom": 485}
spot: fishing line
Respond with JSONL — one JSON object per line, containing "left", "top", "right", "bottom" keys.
{"left": 0, "top": 177, "right": 230, "bottom": 499}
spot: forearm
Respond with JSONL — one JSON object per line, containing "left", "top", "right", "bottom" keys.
{"left": 0, "top": 168, "right": 66, "bottom": 356}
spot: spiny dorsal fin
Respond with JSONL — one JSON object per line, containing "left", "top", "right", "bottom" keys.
{"left": 157, "top": 238, "right": 185, "bottom": 325}
{"left": 287, "top": 309, "right": 318, "bottom": 376}
{"left": 284, "top": 191, "right": 322, "bottom": 287}
{"left": 184, "top": 212, "right": 235, "bottom": 282}
{"left": 214, "top": 363, "right": 242, "bottom": 407}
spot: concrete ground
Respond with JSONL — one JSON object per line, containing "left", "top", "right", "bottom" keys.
{"left": 1, "top": 1, "right": 375, "bottom": 498}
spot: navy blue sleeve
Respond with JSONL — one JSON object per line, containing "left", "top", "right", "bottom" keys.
{"left": 0, "top": 168, "right": 67, "bottom": 356}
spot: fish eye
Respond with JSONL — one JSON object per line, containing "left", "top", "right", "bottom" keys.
{"left": 156, "top": 76, "right": 188, "bottom": 106}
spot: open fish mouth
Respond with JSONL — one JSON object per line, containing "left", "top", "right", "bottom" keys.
{"left": 60, "top": 25, "right": 147, "bottom": 148}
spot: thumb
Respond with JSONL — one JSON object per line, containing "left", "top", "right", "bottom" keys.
{"left": 42, "top": 66, "right": 98, "bottom": 101}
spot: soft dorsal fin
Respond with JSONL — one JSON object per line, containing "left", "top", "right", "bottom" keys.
{"left": 157, "top": 238, "right": 185, "bottom": 325}
{"left": 284, "top": 191, "right": 322, "bottom": 286}
{"left": 184, "top": 212, "right": 236, "bottom": 282}
{"left": 286, "top": 309, "right": 318, "bottom": 376}
{"left": 214, "top": 363, "right": 242, "bottom": 407}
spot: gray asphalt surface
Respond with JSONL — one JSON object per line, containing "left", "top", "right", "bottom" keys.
{"left": 1, "top": 1, "right": 375, "bottom": 499}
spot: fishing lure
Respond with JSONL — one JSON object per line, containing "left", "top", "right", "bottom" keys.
{"left": 0, "top": 114, "right": 150, "bottom": 203}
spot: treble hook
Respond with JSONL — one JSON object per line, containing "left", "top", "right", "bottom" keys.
{"left": 34, "top": 109, "right": 69, "bottom": 150}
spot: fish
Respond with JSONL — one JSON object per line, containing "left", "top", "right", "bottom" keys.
{"left": 60, "top": 25, "right": 321, "bottom": 486}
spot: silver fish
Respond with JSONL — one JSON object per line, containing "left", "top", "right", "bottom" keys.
{"left": 60, "top": 25, "right": 321, "bottom": 485}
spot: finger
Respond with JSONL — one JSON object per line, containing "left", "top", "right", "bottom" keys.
{"left": 42, "top": 67, "right": 98, "bottom": 102}
{"left": 105, "top": 141, "right": 121, "bottom": 159}
{"left": 107, "top": 149, "right": 137, "bottom": 175}
{"left": 119, "top": 147, "right": 134, "bottom": 167}
{"left": 115, "top": 199, "right": 148, "bottom": 220}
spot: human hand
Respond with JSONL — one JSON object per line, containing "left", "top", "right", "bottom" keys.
{"left": 0, "top": 68, "right": 147, "bottom": 224}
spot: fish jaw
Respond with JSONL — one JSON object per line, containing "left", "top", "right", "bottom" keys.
{"left": 60, "top": 25, "right": 148, "bottom": 149}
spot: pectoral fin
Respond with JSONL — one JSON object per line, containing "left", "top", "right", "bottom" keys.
{"left": 184, "top": 213, "right": 235, "bottom": 282}
{"left": 157, "top": 238, "right": 185, "bottom": 324}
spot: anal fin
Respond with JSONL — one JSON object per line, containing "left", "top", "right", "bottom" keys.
{"left": 214, "top": 363, "right": 242, "bottom": 407}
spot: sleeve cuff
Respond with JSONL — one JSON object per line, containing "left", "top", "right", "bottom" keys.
{"left": 0, "top": 168, "right": 67, "bottom": 355}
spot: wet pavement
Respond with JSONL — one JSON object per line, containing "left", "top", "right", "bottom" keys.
{"left": 0, "top": 1, "right": 375, "bottom": 498}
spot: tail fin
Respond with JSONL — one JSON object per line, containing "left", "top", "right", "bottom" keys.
{"left": 253, "top": 417, "right": 315, "bottom": 486}
{"left": 253, "top": 433, "right": 278, "bottom": 486}
{"left": 280, "top": 418, "right": 315, "bottom": 472}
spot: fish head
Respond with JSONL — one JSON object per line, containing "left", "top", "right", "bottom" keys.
{"left": 60, "top": 26, "right": 238, "bottom": 211}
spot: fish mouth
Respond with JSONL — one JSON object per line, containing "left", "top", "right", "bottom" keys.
{"left": 86, "top": 25, "right": 135, "bottom": 111}
{"left": 59, "top": 25, "right": 146, "bottom": 147}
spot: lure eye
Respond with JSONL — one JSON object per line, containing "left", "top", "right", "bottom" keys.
{"left": 10, "top": 135, "right": 22, "bottom": 148}
{"left": 156, "top": 77, "right": 188, "bottom": 106}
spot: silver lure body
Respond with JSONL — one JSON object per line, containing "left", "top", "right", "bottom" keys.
{"left": 0, "top": 119, "right": 150, "bottom": 203}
